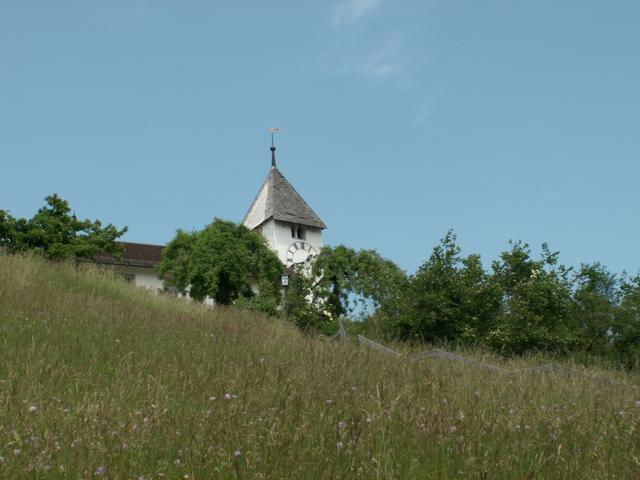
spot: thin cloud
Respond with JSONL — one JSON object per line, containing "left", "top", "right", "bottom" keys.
{"left": 331, "top": 0, "right": 382, "bottom": 27}
{"left": 360, "top": 35, "right": 407, "bottom": 79}
{"left": 329, "top": 34, "right": 425, "bottom": 88}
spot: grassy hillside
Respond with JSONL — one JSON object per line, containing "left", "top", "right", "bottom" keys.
{"left": 1, "top": 252, "right": 639, "bottom": 479}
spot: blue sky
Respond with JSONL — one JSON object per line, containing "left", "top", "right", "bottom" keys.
{"left": 1, "top": 1, "right": 639, "bottom": 275}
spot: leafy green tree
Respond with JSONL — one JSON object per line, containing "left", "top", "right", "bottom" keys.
{"left": 286, "top": 269, "right": 335, "bottom": 334}
{"left": 382, "top": 231, "right": 500, "bottom": 344}
{"left": 611, "top": 274, "right": 640, "bottom": 368}
{"left": 287, "top": 245, "right": 406, "bottom": 334}
{"left": 486, "top": 242, "right": 575, "bottom": 355}
{"left": 569, "top": 263, "right": 618, "bottom": 356}
{"left": 157, "top": 219, "right": 282, "bottom": 313}
{"left": 0, "top": 194, "right": 126, "bottom": 260}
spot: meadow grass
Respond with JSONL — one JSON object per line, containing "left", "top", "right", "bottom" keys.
{"left": 1, "top": 251, "right": 639, "bottom": 479}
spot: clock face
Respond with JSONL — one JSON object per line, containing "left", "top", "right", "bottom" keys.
{"left": 285, "top": 241, "right": 318, "bottom": 266}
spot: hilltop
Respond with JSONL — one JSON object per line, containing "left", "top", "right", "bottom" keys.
{"left": 0, "top": 251, "right": 639, "bottom": 479}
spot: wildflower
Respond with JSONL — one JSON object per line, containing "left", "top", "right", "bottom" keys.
{"left": 325, "top": 399, "right": 333, "bottom": 405}
{"left": 474, "top": 390, "right": 481, "bottom": 397}
{"left": 13, "top": 448, "right": 21, "bottom": 456}
{"left": 28, "top": 405, "right": 37, "bottom": 413}
{"left": 233, "top": 450, "right": 242, "bottom": 457}
{"left": 174, "top": 459, "right": 181, "bottom": 466}
{"left": 209, "top": 396, "right": 216, "bottom": 401}
{"left": 338, "top": 421, "right": 348, "bottom": 430}
{"left": 619, "top": 410, "right": 625, "bottom": 417}
{"left": 336, "top": 441, "right": 343, "bottom": 450}
{"left": 636, "top": 400, "right": 640, "bottom": 407}
{"left": 0, "top": 455, "right": 5, "bottom": 464}
{"left": 95, "top": 465, "right": 107, "bottom": 476}
{"left": 143, "top": 417, "right": 149, "bottom": 424}
{"left": 457, "top": 411, "right": 465, "bottom": 421}
{"left": 224, "top": 393, "right": 236, "bottom": 400}
{"left": 449, "top": 426, "right": 458, "bottom": 433}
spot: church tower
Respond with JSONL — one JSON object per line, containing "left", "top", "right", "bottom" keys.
{"left": 242, "top": 144, "right": 326, "bottom": 267}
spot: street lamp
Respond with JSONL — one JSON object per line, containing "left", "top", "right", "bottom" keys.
{"left": 281, "top": 273, "right": 289, "bottom": 322}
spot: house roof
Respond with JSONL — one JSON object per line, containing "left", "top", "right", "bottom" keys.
{"left": 94, "top": 241, "right": 164, "bottom": 268}
{"left": 242, "top": 147, "right": 327, "bottom": 230}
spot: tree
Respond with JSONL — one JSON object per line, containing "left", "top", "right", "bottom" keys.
{"left": 286, "top": 245, "right": 406, "bottom": 334}
{"left": 382, "top": 231, "right": 500, "bottom": 344}
{"left": 0, "top": 194, "right": 126, "bottom": 260}
{"left": 611, "top": 274, "right": 640, "bottom": 368}
{"left": 157, "top": 219, "right": 283, "bottom": 313}
{"left": 486, "top": 241, "right": 575, "bottom": 355}
{"left": 569, "top": 263, "right": 618, "bottom": 356}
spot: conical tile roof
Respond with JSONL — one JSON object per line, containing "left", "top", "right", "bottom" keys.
{"left": 243, "top": 152, "right": 326, "bottom": 230}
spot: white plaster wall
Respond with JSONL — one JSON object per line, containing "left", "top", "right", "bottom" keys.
{"left": 113, "top": 265, "right": 164, "bottom": 292}
{"left": 258, "top": 219, "right": 277, "bottom": 254}
{"left": 272, "top": 221, "right": 324, "bottom": 264}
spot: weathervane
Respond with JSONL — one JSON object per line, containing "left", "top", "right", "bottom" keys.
{"left": 269, "top": 127, "right": 281, "bottom": 167}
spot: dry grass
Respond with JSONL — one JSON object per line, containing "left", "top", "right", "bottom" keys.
{"left": 1, "top": 251, "right": 639, "bottom": 479}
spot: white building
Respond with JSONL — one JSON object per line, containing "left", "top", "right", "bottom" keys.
{"left": 242, "top": 145, "right": 326, "bottom": 267}
{"left": 96, "top": 144, "right": 326, "bottom": 289}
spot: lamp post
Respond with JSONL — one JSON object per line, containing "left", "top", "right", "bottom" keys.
{"left": 281, "top": 273, "right": 289, "bottom": 322}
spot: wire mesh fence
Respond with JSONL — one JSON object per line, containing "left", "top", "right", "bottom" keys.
{"left": 326, "top": 321, "right": 636, "bottom": 389}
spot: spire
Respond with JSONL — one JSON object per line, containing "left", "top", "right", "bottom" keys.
{"left": 269, "top": 127, "right": 280, "bottom": 168}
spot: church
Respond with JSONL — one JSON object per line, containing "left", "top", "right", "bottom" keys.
{"left": 94, "top": 143, "right": 326, "bottom": 291}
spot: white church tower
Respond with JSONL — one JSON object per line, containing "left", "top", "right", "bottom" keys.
{"left": 242, "top": 144, "right": 326, "bottom": 267}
